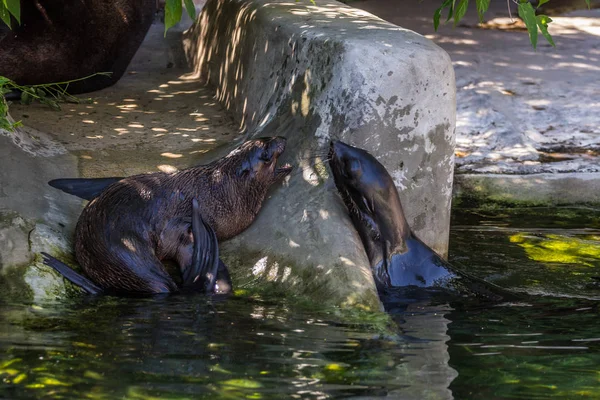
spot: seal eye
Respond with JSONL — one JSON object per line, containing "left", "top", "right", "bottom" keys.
{"left": 344, "top": 160, "right": 361, "bottom": 179}
{"left": 259, "top": 151, "right": 272, "bottom": 165}
{"left": 236, "top": 159, "right": 252, "bottom": 177}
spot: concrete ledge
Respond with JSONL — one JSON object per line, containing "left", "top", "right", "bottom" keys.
{"left": 183, "top": 0, "right": 456, "bottom": 308}
{"left": 454, "top": 173, "right": 600, "bottom": 206}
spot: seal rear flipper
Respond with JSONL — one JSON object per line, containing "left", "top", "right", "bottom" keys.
{"left": 48, "top": 177, "right": 124, "bottom": 200}
{"left": 182, "top": 198, "right": 220, "bottom": 292}
{"left": 41, "top": 252, "right": 103, "bottom": 295}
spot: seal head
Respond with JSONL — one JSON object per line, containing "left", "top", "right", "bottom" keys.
{"left": 328, "top": 140, "right": 456, "bottom": 292}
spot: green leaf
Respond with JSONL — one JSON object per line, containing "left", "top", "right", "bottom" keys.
{"left": 434, "top": 6, "right": 442, "bottom": 31}
{"left": 476, "top": 0, "right": 490, "bottom": 22}
{"left": 453, "top": 0, "right": 469, "bottom": 26}
{"left": 36, "top": 88, "right": 47, "bottom": 97}
{"left": 164, "top": 0, "right": 182, "bottom": 36}
{"left": 434, "top": 0, "right": 453, "bottom": 31}
{"left": 0, "top": 119, "right": 13, "bottom": 131}
{"left": 40, "top": 98, "right": 61, "bottom": 111}
{"left": 518, "top": 1, "right": 538, "bottom": 49}
{"left": 536, "top": 14, "right": 555, "bottom": 46}
{"left": 183, "top": 0, "right": 196, "bottom": 20}
{"left": 536, "top": 0, "right": 550, "bottom": 8}
{"left": 21, "top": 91, "right": 32, "bottom": 105}
{"left": 0, "top": 4, "right": 11, "bottom": 28}
{"left": 585, "top": 0, "right": 590, "bottom": 8}
{"left": 446, "top": 0, "right": 455, "bottom": 22}
{"left": 4, "top": 0, "right": 20, "bottom": 24}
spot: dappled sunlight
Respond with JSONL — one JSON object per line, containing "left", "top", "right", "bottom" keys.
{"left": 10, "top": 69, "right": 239, "bottom": 169}
{"left": 550, "top": 15, "right": 600, "bottom": 37}
{"left": 351, "top": 0, "right": 600, "bottom": 174}
{"left": 160, "top": 152, "right": 183, "bottom": 159}
{"left": 183, "top": 0, "right": 432, "bottom": 133}
{"left": 510, "top": 233, "right": 600, "bottom": 268}
{"left": 157, "top": 164, "right": 178, "bottom": 173}
{"left": 430, "top": 36, "right": 480, "bottom": 45}
{"left": 121, "top": 238, "right": 138, "bottom": 252}
{"left": 6, "top": 20, "right": 244, "bottom": 177}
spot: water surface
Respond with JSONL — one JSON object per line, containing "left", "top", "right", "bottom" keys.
{"left": 1, "top": 207, "right": 598, "bottom": 399}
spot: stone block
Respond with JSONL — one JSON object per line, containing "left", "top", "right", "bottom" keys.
{"left": 184, "top": 0, "right": 456, "bottom": 308}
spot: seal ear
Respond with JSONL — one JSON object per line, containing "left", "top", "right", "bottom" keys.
{"left": 236, "top": 159, "right": 252, "bottom": 177}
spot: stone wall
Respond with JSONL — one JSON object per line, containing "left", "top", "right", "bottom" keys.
{"left": 184, "top": 0, "right": 456, "bottom": 309}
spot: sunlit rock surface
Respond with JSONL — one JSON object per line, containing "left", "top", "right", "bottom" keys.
{"left": 353, "top": 0, "right": 600, "bottom": 205}
{"left": 184, "top": 0, "right": 456, "bottom": 309}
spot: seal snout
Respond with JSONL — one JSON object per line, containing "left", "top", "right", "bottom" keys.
{"left": 267, "top": 136, "right": 293, "bottom": 179}
{"left": 270, "top": 136, "right": 287, "bottom": 156}
{"left": 329, "top": 140, "right": 355, "bottom": 162}
{"left": 328, "top": 140, "right": 343, "bottom": 165}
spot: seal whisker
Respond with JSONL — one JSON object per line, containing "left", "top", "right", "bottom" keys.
{"left": 286, "top": 158, "right": 333, "bottom": 180}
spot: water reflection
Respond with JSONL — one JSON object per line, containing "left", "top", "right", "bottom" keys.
{"left": 447, "top": 298, "right": 600, "bottom": 399}
{"left": 1, "top": 293, "right": 599, "bottom": 399}
{"left": 1, "top": 207, "right": 599, "bottom": 399}
{"left": 0, "top": 295, "right": 453, "bottom": 399}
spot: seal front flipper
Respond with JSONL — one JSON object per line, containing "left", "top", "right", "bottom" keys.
{"left": 182, "top": 198, "right": 220, "bottom": 292}
{"left": 214, "top": 259, "right": 233, "bottom": 294}
{"left": 41, "top": 252, "right": 103, "bottom": 294}
{"left": 48, "top": 177, "right": 124, "bottom": 200}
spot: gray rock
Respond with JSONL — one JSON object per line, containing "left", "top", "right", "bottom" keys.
{"left": 0, "top": 126, "right": 82, "bottom": 302}
{"left": 455, "top": 173, "right": 600, "bottom": 206}
{"left": 184, "top": 0, "right": 456, "bottom": 309}
{"left": 0, "top": 211, "right": 34, "bottom": 268}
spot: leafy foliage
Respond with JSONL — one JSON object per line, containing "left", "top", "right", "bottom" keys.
{"left": 434, "top": 0, "right": 588, "bottom": 49}
{"left": 0, "top": 0, "right": 20, "bottom": 28}
{"left": 164, "top": 0, "right": 196, "bottom": 35}
{"left": 0, "top": 0, "right": 594, "bottom": 48}
{"left": 476, "top": 0, "right": 491, "bottom": 22}
{"left": 518, "top": 1, "right": 540, "bottom": 47}
{"left": 0, "top": 73, "right": 111, "bottom": 132}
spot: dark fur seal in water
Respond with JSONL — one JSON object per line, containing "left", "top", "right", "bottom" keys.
{"left": 328, "top": 140, "right": 512, "bottom": 303}
{"left": 43, "top": 137, "right": 293, "bottom": 295}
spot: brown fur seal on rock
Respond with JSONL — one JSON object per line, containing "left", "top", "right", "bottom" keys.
{"left": 43, "top": 137, "right": 292, "bottom": 295}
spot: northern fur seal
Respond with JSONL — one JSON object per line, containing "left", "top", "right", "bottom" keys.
{"left": 328, "top": 140, "right": 511, "bottom": 302}
{"left": 43, "top": 137, "right": 292, "bottom": 295}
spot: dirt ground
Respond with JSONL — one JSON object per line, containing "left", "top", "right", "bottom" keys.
{"left": 354, "top": 0, "right": 600, "bottom": 174}
{"left": 9, "top": 14, "right": 241, "bottom": 177}
{"left": 9, "top": 0, "right": 600, "bottom": 177}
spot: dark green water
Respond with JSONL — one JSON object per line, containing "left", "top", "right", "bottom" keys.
{"left": 1, "top": 207, "right": 599, "bottom": 400}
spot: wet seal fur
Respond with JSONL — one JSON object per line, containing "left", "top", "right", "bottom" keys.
{"left": 329, "top": 140, "right": 513, "bottom": 304}
{"left": 43, "top": 137, "right": 292, "bottom": 295}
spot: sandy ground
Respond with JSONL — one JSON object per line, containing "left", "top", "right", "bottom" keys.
{"left": 354, "top": 0, "right": 600, "bottom": 174}
{"left": 9, "top": 14, "right": 241, "bottom": 177}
